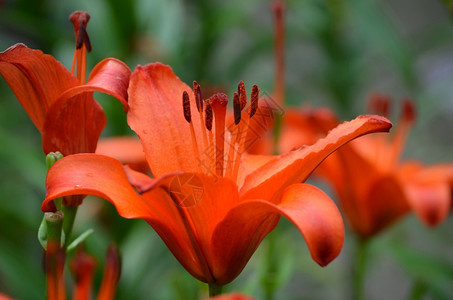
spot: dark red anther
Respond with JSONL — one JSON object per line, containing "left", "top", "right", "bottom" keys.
{"left": 369, "top": 93, "right": 390, "bottom": 117}
{"left": 233, "top": 92, "right": 241, "bottom": 125}
{"left": 238, "top": 81, "right": 247, "bottom": 110}
{"left": 182, "top": 91, "right": 191, "bottom": 123}
{"left": 193, "top": 81, "right": 203, "bottom": 112}
{"left": 402, "top": 99, "right": 416, "bottom": 123}
{"left": 69, "top": 11, "right": 92, "bottom": 52}
{"left": 205, "top": 103, "right": 213, "bottom": 131}
{"left": 250, "top": 85, "right": 260, "bottom": 118}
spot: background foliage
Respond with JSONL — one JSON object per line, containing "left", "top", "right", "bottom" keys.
{"left": 0, "top": 0, "right": 452, "bottom": 299}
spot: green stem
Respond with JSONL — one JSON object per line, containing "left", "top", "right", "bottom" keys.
{"left": 208, "top": 284, "right": 223, "bottom": 297}
{"left": 262, "top": 232, "right": 277, "bottom": 300}
{"left": 408, "top": 279, "right": 427, "bottom": 300}
{"left": 353, "top": 238, "right": 369, "bottom": 300}
{"left": 62, "top": 205, "right": 78, "bottom": 247}
{"left": 45, "top": 211, "right": 64, "bottom": 246}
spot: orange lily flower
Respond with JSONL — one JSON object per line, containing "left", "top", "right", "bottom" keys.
{"left": 42, "top": 63, "right": 391, "bottom": 286}
{"left": 280, "top": 95, "right": 453, "bottom": 239}
{"left": 0, "top": 11, "right": 130, "bottom": 156}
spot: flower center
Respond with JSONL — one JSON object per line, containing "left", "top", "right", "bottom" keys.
{"left": 182, "top": 81, "right": 260, "bottom": 183}
{"left": 69, "top": 11, "right": 92, "bottom": 85}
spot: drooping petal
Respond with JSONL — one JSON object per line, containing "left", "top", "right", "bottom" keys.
{"left": 211, "top": 183, "right": 344, "bottom": 284}
{"left": 399, "top": 162, "right": 453, "bottom": 227}
{"left": 240, "top": 115, "right": 392, "bottom": 202}
{"left": 127, "top": 63, "right": 204, "bottom": 177}
{"left": 0, "top": 43, "right": 79, "bottom": 130}
{"left": 42, "top": 153, "right": 155, "bottom": 219}
{"left": 59, "top": 58, "right": 131, "bottom": 111}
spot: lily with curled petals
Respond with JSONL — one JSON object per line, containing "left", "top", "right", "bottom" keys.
{"left": 302, "top": 95, "right": 453, "bottom": 239}
{"left": 0, "top": 12, "right": 130, "bottom": 157}
{"left": 42, "top": 63, "right": 391, "bottom": 293}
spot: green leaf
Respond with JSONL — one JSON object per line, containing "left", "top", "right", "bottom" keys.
{"left": 66, "top": 228, "right": 94, "bottom": 253}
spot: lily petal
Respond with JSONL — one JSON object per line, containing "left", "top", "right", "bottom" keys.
{"left": 42, "top": 153, "right": 154, "bottom": 219}
{"left": 41, "top": 58, "right": 131, "bottom": 155}
{"left": 212, "top": 183, "right": 344, "bottom": 284}
{"left": 240, "top": 115, "right": 392, "bottom": 202}
{"left": 42, "top": 93, "right": 106, "bottom": 155}
{"left": 127, "top": 63, "right": 204, "bottom": 177}
{"left": 0, "top": 43, "right": 79, "bottom": 130}
{"left": 400, "top": 162, "right": 453, "bottom": 226}
{"left": 58, "top": 58, "right": 131, "bottom": 111}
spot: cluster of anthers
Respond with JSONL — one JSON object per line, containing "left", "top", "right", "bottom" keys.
{"left": 182, "top": 81, "right": 260, "bottom": 183}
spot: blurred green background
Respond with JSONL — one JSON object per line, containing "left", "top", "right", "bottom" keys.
{"left": 0, "top": 0, "right": 452, "bottom": 299}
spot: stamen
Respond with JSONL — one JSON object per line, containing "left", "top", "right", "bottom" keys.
{"left": 183, "top": 91, "right": 192, "bottom": 123}
{"left": 182, "top": 91, "right": 201, "bottom": 172}
{"left": 250, "top": 85, "right": 260, "bottom": 118}
{"left": 69, "top": 11, "right": 92, "bottom": 85}
{"left": 390, "top": 99, "right": 416, "bottom": 166}
{"left": 193, "top": 81, "right": 208, "bottom": 149}
{"left": 193, "top": 81, "right": 203, "bottom": 112}
{"left": 69, "top": 11, "right": 92, "bottom": 52}
{"left": 205, "top": 103, "right": 213, "bottom": 131}
{"left": 238, "top": 81, "right": 247, "bottom": 110}
{"left": 402, "top": 99, "right": 415, "bottom": 123}
{"left": 233, "top": 92, "right": 241, "bottom": 125}
{"left": 205, "top": 102, "right": 215, "bottom": 175}
{"left": 369, "top": 93, "right": 390, "bottom": 118}
{"left": 208, "top": 93, "right": 228, "bottom": 177}
{"left": 231, "top": 85, "right": 259, "bottom": 181}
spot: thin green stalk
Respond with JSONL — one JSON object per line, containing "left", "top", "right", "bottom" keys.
{"left": 62, "top": 205, "right": 78, "bottom": 247}
{"left": 353, "top": 238, "right": 369, "bottom": 300}
{"left": 208, "top": 284, "right": 223, "bottom": 297}
{"left": 262, "top": 232, "right": 278, "bottom": 300}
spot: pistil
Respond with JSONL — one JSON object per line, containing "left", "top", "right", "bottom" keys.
{"left": 208, "top": 93, "right": 228, "bottom": 177}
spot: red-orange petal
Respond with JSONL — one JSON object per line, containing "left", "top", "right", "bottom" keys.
{"left": 62, "top": 58, "right": 131, "bottom": 111}
{"left": 240, "top": 115, "right": 392, "bottom": 202}
{"left": 212, "top": 183, "right": 343, "bottom": 284}
{"left": 399, "top": 162, "right": 453, "bottom": 227}
{"left": 42, "top": 92, "right": 106, "bottom": 155}
{"left": 42, "top": 153, "right": 154, "bottom": 219}
{"left": 127, "top": 63, "right": 204, "bottom": 177}
{"left": 41, "top": 58, "right": 131, "bottom": 155}
{"left": 0, "top": 43, "right": 79, "bottom": 130}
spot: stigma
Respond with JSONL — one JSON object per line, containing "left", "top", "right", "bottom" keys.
{"left": 182, "top": 81, "right": 260, "bottom": 182}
